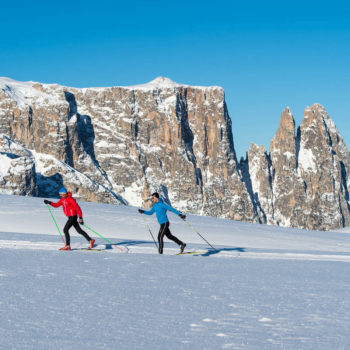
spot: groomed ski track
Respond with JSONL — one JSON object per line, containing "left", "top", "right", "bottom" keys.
{"left": 2, "top": 236, "right": 350, "bottom": 263}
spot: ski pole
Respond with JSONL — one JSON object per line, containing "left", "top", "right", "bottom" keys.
{"left": 141, "top": 214, "right": 158, "bottom": 250}
{"left": 83, "top": 224, "right": 123, "bottom": 251}
{"left": 185, "top": 220, "right": 218, "bottom": 252}
{"left": 46, "top": 204, "right": 65, "bottom": 243}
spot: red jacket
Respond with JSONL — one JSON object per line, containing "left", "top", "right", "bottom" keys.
{"left": 50, "top": 192, "right": 83, "bottom": 218}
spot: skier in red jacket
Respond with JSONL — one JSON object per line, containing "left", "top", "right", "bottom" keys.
{"left": 44, "top": 187, "right": 95, "bottom": 250}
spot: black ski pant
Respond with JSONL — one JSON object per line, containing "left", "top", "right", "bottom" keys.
{"left": 158, "top": 222, "right": 183, "bottom": 254}
{"left": 63, "top": 215, "right": 91, "bottom": 246}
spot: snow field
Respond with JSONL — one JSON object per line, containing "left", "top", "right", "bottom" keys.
{"left": 1, "top": 194, "right": 350, "bottom": 349}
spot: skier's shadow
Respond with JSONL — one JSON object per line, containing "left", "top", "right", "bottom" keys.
{"left": 103, "top": 244, "right": 114, "bottom": 250}
{"left": 100, "top": 241, "right": 150, "bottom": 249}
{"left": 103, "top": 241, "right": 246, "bottom": 256}
{"left": 114, "top": 240, "right": 151, "bottom": 247}
{"left": 198, "top": 247, "right": 246, "bottom": 257}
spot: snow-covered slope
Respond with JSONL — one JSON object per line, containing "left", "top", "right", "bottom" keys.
{"left": 1, "top": 194, "right": 350, "bottom": 349}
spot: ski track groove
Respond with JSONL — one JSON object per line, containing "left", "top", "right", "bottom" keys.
{"left": 1, "top": 239, "right": 350, "bottom": 262}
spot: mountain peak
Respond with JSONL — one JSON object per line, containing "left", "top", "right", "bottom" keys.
{"left": 149, "top": 76, "right": 180, "bottom": 86}
{"left": 127, "top": 76, "right": 185, "bottom": 90}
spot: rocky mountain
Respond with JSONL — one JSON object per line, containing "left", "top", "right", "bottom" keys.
{"left": 243, "top": 104, "right": 350, "bottom": 230}
{"left": 1, "top": 77, "right": 349, "bottom": 230}
{"left": 0, "top": 77, "right": 256, "bottom": 222}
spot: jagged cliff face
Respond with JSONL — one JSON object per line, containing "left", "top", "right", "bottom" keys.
{"left": 246, "top": 104, "right": 350, "bottom": 230}
{"left": 1, "top": 77, "right": 350, "bottom": 230}
{"left": 269, "top": 107, "right": 306, "bottom": 228}
{"left": 296, "top": 105, "right": 350, "bottom": 229}
{"left": 0, "top": 77, "right": 256, "bottom": 222}
{"left": 242, "top": 143, "right": 274, "bottom": 225}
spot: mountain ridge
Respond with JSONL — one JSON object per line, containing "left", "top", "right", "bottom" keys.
{"left": 1, "top": 77, "right": 349, "bottom": 230}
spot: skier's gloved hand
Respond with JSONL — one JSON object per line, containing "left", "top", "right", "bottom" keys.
{"left": 44, "top": 200, "right": 51, "bottom": 205}
{"left": 78, "top": 217, "right": 84, "bottom": 225}
{"left": 138, "top": 209, "right": 145, "bottom": 214}
{"left": 179, "top": 214, "right": 186, "bottom": 221}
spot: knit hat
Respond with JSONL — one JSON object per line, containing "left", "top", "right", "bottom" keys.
{"left": 59, "top": 187, "right": 68, "bottom": 194}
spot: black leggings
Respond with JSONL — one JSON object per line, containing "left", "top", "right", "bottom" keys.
{"left": 63, "top": 215, "right": 91, "bottom": 246}
{"left": 158, "top": 222, "right": 183, "bottom": 253}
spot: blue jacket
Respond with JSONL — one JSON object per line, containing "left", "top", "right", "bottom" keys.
{"left": 144, "top": 198, "right": 181, "bottom": 224}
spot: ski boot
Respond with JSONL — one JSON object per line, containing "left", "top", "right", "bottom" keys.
{"left": 180, "top": 243, "right": 186, "bottom": 254}
{"left": 59, "top": 245, "right": 71, "bottom": 251}
{"left": 89, "top": 239, "right": 96, "bottom": 250}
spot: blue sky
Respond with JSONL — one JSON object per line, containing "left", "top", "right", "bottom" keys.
{"left": 1, "top": 0, "right": 350, "bottom": 157}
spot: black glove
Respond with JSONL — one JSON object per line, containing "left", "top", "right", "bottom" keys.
{"left": 138, "top": 209, "right": 145, "bottom": 214}
{"left": 179, "top": 214, "right": 186, "bottom": 221}
{"left": 78, "top": 217, "right": 84, "bottom": 225}
{"left": 44, "top": 200, "right": 51, "bottom": 205}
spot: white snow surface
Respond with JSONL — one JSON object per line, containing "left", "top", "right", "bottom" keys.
{"left": 298, "top": 146, "right": 317, "bottom": 173}
{"left": 0, "top": 77, "right": 63, "bottom": 107}
{"left": 0, "top": 153, "right": 13, "bottom": 175}
{"left": 0, "top": 76, "right": 222, "bottom": 98}
{"left": 127, "top": 76, "right": 186, "bottom": 90}
{"left": 1, "top": 194, "right": 350, "bottom": 349}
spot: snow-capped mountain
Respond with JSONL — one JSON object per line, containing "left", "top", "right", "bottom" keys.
{"left": 1, "top": 77, "right": 350, "bottom": 230}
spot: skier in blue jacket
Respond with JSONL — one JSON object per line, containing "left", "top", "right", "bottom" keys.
{"left": 138, "top": 192, "right": 186, "bottom": 254}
